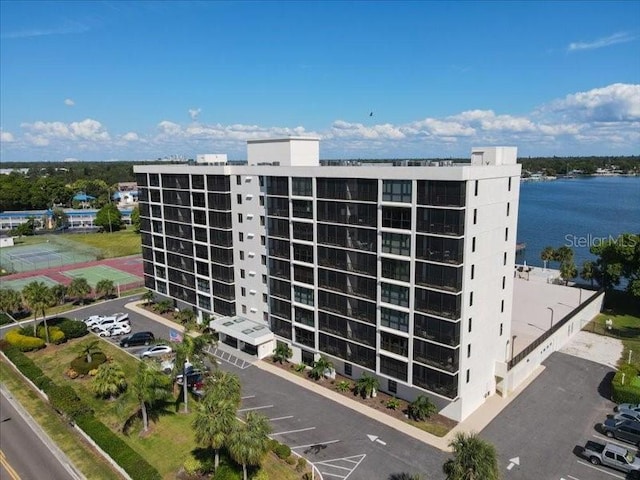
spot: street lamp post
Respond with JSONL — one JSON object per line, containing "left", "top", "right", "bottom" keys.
{"left": 547, "top": 306, "right": 555, "bottom": 330}
{"left": 511, "top": 335, "right": 517, "bottom": 362}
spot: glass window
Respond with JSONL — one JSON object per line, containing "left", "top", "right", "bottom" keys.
{"left": 381, "top": 332, "right": 409, "bottom": 357}
{"left": 383, "top": 180, "right": 412, "bottom": 203}
{"left": 380, "top": 355, "right": 408, "bottom": 381}
{"left": 382, "top": 258, "right": 410, "bottom": 282}
{"left": 382, "top": 207, "right": 411, "bottom": 230}
{"left": 294, "top": 286, "right": 314, "bottom": 306}
{"left": 292, "top": 177, "right": 312, "bottom": 196}
{"left": 381, "top": 307, "right": 409, "bottom": 332}
{"left": 382, "top": 232, "right": 410, "bottom": 256}
{"left": 381, "top": 283, "right": 409, "bottom": 307}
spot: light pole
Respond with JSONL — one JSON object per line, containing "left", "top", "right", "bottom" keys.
{"left": 511, "top": 335, "right": 517, "bottom": 361}
{"left": 547, "top": 306, "right": 555, "bottom": 330}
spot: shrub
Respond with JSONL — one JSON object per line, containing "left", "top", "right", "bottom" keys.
{"left": 252, "top": 470, "right": 269, "bottom": 480}
{"left": 183, "top": 456, "right": 203, "bottom": 476}
{"left": 268, "top": 438, "right": 280, "bottom": 452}
{"left": 335, "top": 380, "right": 351, "bottom": 392}
{"left": 212, "top": 464, "right": 242, "bottom": 480}
{"left": 296, "top": 457, "right": 307, "bottom": 473}
{"left": 612, "top": 364, "right": 640, "bottom": 404}
{"left": 302, "top": 473, "right": 313, "bottom": 480}
{"left": 57, "top": 319, "right": 88, "bottom": 339}
{"left": 48, "top": 385, "right": 92, "bottom": 420}
{"left": 75, "top": 415, "right": 161, "bottom": 480}
{"left": 5, "top": 329, "right": 46, "bottom": 351}
{"left": 36, "top": 326, "right": 66, "bottom": 344}
{"left": 386, "top": 398, "right": 401, "bottom": 410}
{"left": 70, "top": 352, "right": 107, "bottom": 375}
{"left": 285, "top": 455, "right": 296, "bottom": 465}
{"left": 294, "top": 363, "right": 306, "bottom": 372}
{"left": 274, "top": 442, "right": 291, "bottom": 459}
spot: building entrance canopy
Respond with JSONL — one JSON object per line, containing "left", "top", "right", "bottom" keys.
{"left": 209, "top": 316, "right": 274, "bottom": 347}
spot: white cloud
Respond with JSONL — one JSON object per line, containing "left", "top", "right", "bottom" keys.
{"left": 64, "top": 98, "right": 75, "bottom": 106}
{"left": 0, "top": 131, "right": 15, "bottom": 143}
{"left": 20, "top": 118, "right": 110, "bottom": 146}
{"left": 122, "top": 132, "right": 139, "bottom": 141}
{"left": 547, "top": 83, "right": 640, "bottom": 122}
{"left": 568, "top": 32, "right": 635, "bottom": 52}
{"left": 1, "top": 22, "right": 90, "bottom": 39}
{"left": 188, "top": 108, "right": 201, "bottom": 120}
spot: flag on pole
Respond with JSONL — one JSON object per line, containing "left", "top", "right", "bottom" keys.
{"left": 169, "top": 328, "right": 183, "bottom": 343}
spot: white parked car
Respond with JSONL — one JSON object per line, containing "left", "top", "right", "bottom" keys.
{"left": 139, "top": 345, "right": 173, "bottom": 359}
{"left": 84, "top": 315, "right": 106, "bottom": 327}
{"left": 96, "top": 317, "right": 131, "bottom": 330}
{"left": 108, "top": 323, "right": 132, "bottom": 336}
{"left": 93, "top": 325, "right": 113, "bottom": 337}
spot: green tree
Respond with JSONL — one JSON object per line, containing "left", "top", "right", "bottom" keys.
{"left": 559, "top": 260, "right": 577, "bottom": 286}
{"left": 95, "top": 203, "right": 122, "bottom": 232}
{"left": 590, "top": 233, "right": 640, "bottom": 297}
{"left": 310, "top": 356, "right": 333, "bottom": 381}
{"left": 12, "top": 218, "right": 36, "bottom": 237}
{"left": 173, "top": 329, "right": 211, "bottom": 413}
{"left": 142, "top": 290, "right": 155, "bottom": 306}
{"left": 205, "top": 370, "right": 242, "bottom": 408}
{"left": 408, "top": 395, "right": 437, "bottom": 421}
{"left": 67, "top": 277, "right": 92, "bottom": 304}
{"left": 580, "top": 261, "right": 596, "bottom": 287}
{"left": 22, "top": 281, "right": 53, "bottom": 342}
{"left": 95, "top": 279, "right": 116, "bottom": 299}
{"left": 50, "top": 284, "right": 68, "bottom": 305}
{"left": 227, "top": 412, "right": 272, "bottom": 480}
{"left": 193, "top": 396, "right": 238, "bottom": 472}
{"left": 92, "top": 361, "right": 127, "bottom": 399}
{"left": 131, "top": 205, "right": 141, "bottom": 233}
{"left": 354, "top": 373, "right": 380, "bottom": 399}
{"left": 131, "top": 360, "right": 172, "bottom": 432}
{"left": 174, "top": 308, "right": 196, "bottom": 326}
{"left": 443, "top": 432, "right": 500, "bottom": 480}
{"left": 540, "top": 246, "right": 555, "bottom": 270}
{"left": 81, "top": 340, "right": 101, "bottom": 363}
{"left": 51, "top": 207, "right": 68, "bottom": 230}
{"left": 0, "top": 288, "right": 22, "bottom": 315}
{"left": 272, "top": 342, "right": 293, "bottom": 364}
{"left": 554, "top": 245, "right": 574, "bottom": 264}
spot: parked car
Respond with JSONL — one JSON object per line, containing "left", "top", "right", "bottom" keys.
{"left": 582, "top": 441, "right": 640, "bottom": 477}
{"left": 139, "top": 344, "right": 173, "bottom": 358}
{"left": 119, "top": 331, "right": 155, "bottom": 348}
{"left": 108, "top": 323, "right": 132, "bottom": 337}
{"left": 618, "top": 404, "right": 640, "bottom": 415}
{"left": 612, "top": 411, "right": 640, "bottom": 423}
{"left": 176, "top": 366, "right": 208, "bottom": 388}
{"left": 93, "top": 325, "right": 113, "bottom": 337}
{"left": 84, "top": 315, "right": 106, "bottom": 327}
{"left": 96, "top": 316, "right": 131, "bottom": 330}
{"left": 602, "top": 419, "right": 640, "bottom": 446}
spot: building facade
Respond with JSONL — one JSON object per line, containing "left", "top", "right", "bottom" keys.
{"left": 134, "top": 138, "right": 521, "bottom": 421}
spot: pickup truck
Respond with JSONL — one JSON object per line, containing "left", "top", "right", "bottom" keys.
{"left": 583, "top": 441, "right": 640, "bottom": 477}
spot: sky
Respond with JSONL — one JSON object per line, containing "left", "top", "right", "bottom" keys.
{"left": 0, "top": 1, "right": 639, "bottom": 162}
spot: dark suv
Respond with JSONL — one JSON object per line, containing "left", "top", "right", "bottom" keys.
{"left": 119, "top": 331, "right": 155, "bottom": 348}
{"left": 603, "top": 419, "right": 640, "bottom": 446}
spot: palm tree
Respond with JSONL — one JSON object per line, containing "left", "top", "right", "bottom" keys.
{"left": 227, "top": 412, "right": 272, "bottom": 480}
{"left": 153, "top": 299, "right": 173, "bottom": 314}
{"left": 580, "top": 261, "right": 596, "bottom": 287}
{"left": 560, "top": 260, "right": 577, "bottom": 286}
{"left": 407, "top": 395, "right": 437, "bottom": 421}
{"left": 204, "top": 370, "right": 241, "bottom": 408}
{"left": 142, "top": 289, "right": 155, "bottom": 306}
{"left": 50, "top": 284, "right": 68, "bottom": 306}
{"left": 130, "top": 360, "right": 172, "bottom": 432}
{"left": 272, "top": 342, "right": 292, "bottom": 364}
{"left": 95, "top": 279, "right": 116, "bottom": 299}
{"left": 174, "top": 308, "right": 196, "bottom": 326}
{"left": 0, "top": 288, "right": 22, "bottom": 316}
{"left": 309, "top": 356, "right": 333, "bottom": 381}
{"left": 67, "top": 277, "right": 92, "bottom": 304}
{"left": 92, "top": 361, "right": 127, "bottom": 399}
{"left": 355, "top": 373, "right": 380, "bottom": 398}
{"left": 540, "top": 246, "right": 555, "bottom": 271}
{"left": 173, "top": 330, "right": 211, "bottom": 413}
{"left": 81, "top": 340, "right": 101, "bottom": 363}
{"left": 442, "top": 432, "right": 500, "bottom": 480}
{"left": 22, "top": 281, "right": 53, "bottom": 342}
{"left": 192, "top": 397, "right": 238, "bottom": 472}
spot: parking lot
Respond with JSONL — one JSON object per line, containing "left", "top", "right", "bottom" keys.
{"left": 2, "top": 297, "right": 629, "bottom": 480}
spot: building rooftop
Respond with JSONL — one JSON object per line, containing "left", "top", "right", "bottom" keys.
{"left": 209, "top": 316, "right": 275, "bottom": 346}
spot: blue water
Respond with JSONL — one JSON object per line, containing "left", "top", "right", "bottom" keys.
{"left": 516, "top": 176, "right": 640, "bottom": 268}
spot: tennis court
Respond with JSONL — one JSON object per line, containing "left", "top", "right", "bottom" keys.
{"left": 62, "top": 265, "right": 142, "bottom": 288}
{"left": 0, "top": 243, "right": 97, "bottom": 273}
{"left": 0, "top": 275, "right": 59, "bottom": 291}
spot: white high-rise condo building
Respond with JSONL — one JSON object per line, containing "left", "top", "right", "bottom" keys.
{"left": 134, "top": 137, "right": 521, "bottom": 421}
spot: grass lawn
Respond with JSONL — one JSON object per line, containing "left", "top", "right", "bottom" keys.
{"left": 587, "top": 291, "right": 640, "bottom": 369}
{"left": 56, "top": 228, "right": 141, "bottom": 258}
{"left": 0, "top": 360, "right": 123, "bottom": 480}
{"left": 27, "top": 337, "right": 300, "bottom": 480}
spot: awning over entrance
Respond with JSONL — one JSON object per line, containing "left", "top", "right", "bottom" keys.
{"left": 209, "top": 316, "right": 274, "bottom": 347}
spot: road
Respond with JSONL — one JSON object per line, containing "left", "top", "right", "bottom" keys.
{"left": 0, "top": 389, "right": 80, "bottom": 480}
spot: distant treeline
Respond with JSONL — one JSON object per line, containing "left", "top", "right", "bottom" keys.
{"left": 1, "top": 156, "right": 638, "bottom": 211}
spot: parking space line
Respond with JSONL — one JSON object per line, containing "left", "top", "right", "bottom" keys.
{"left": 291, "top": 439, "right": 341, "bottom": 450}
{"left": 318, "top": 463, "right": 351, "bottom": 471}
{"left": 269, "top": 415, "right": 294, "bottom": 421}
{"left": 567, "top": 475, "right": 580, "bottom": 480}
{"left": 241, "top": 395, "right": 255, "bottom": 400}
{"left": 576, "top": 460, "right": 625, "bottom": 478}
{"left": 320, "top": 473, "right": 345, "bottom": 478}
{"left": 271, "top": 427, "right": 316, "bottom": 436}
{"left": 238, "top": 405, "right": 273, "bottom": 412}
{"left": 591, "top": 434, "right": 633, "bottom": 449}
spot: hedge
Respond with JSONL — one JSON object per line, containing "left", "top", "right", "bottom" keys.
{"left": 0, "top": 340, "right": 48, "bottom": 385}
{"left": 36, "top": 326, "right": 66, "bottom": 344}
{"left": 45, "top": 318, "right": 88, "bottom": 339}
{"left": 70, "top": 352, "right": 107, "bottom": 375}
{"left": 75, "top": 415, "right": 161, "bottom": 480}
{"left": 273, "top": 442, "right": 291, "bottom": 459}
{"left": 612, "top": 364, "right": 640, "bottom": 404}
{"left": 48, "top": 385, "right": 93, "bottom": 420}
{"left": 5, "top": 329, "right": 46, "bottom": 351}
